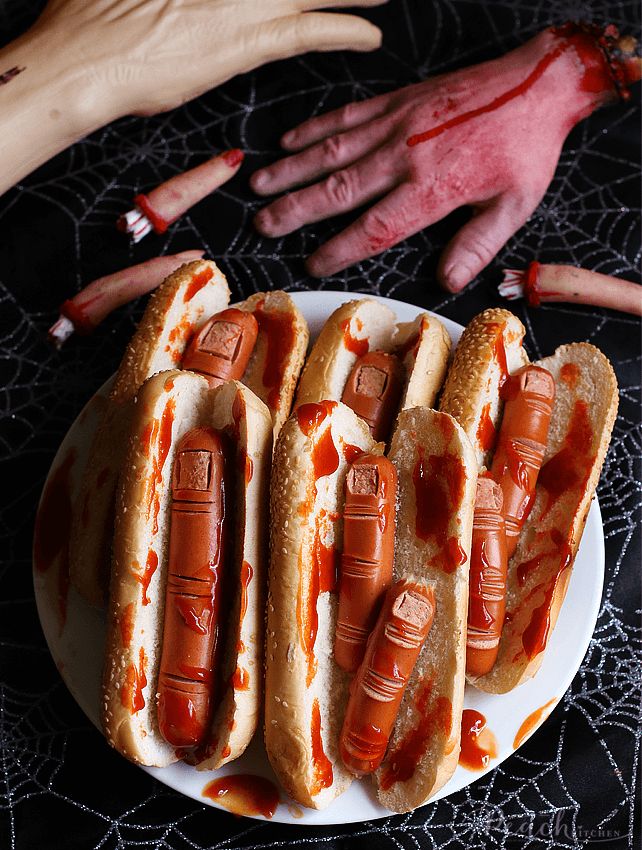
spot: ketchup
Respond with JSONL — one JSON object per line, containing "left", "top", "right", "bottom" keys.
{"left": 513, "top": 698, "right": 557, "bottom": 748}
{"left": 253, "top": 298, "right": 298, "bottom": 411}
{"left": 341, "top": 318, "right": 369, "bottom": 356}
{"left": 183, "top": 267, "right": 214, "bottom": 301}
{"left": 459, "top": 709, "right": 497, "bottom": 771}
{"left": 310, "top": 698, "right": 333, "bottom": 795}
{"left": 380, "top": 680, "right": 452, "bottom": 789}
{"left": 202, "top": 774, "right": 280, "bottom": 819}
{"left": 413, "top": 447, "right": 467, "bottom": 572}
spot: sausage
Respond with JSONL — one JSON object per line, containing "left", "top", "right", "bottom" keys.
{"left": 157, "top": 427, "right": 227, "bottom": 748}
{"left": 466, "top": 477, "right": 508, "bottom": 676}
{"left": 182, "top": 308, "right": 258, "bottom": 388}
{"left": 339, "top": 579, "right": 435, "bottom": 776}
{"left": 334, "top": 454, "right": 397, "bottom": 673}
{"left": 341, "top": 350, "right": 404, "bottom": 442}
{"left": 490, "top": 365, "right": 556, "bottom": 557}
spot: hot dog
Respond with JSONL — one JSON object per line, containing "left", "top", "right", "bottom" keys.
{"left": 70, "top": 263, "right": 308, "bottom": 609}
{"left": 440, "top": 310, "right": 618, "bottom": 692}
{"left": 157, "top": 427, "right": 228, "bottom": 748}
{"left": 181, "top": 308, "right": 259, "bottom": 387}
{"left": 490, "top": 365, "right": 556, "bottom": 557}
{"left": 340, "top": 580, "right": 435, "bottom": 776}
{"left": 466, "top": 477, "right": 508, "bottom": 677}
{"left": 295, "top": 297, "right": 451, "bottom": 444}
{"left": 340, "top": 351, "right": 405, "bottom": 442}
{"left": 265, "top": 402, "right": 477, "bottom": 812}
{"left": 334, "top": 454, "right": 397, "bottom": 673}
{"left": 101, "top": 372, "right": 272, "bottom": 769}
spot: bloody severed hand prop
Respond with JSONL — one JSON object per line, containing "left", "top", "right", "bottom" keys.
{"left": 252, "top": 24, "right": 641, "bottom": 290}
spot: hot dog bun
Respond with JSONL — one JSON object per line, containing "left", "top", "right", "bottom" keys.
{"left": 468, "top": 343, "right": 618, "bottom": 693}
{"left": 264, "top": 403, "right": 477, "bottom": 812}
{"left": 70, "top": 260, "right": 230, "bottom": 608}
{"left": 71, "top": 271, "right": 308, "bottom": 609}
{"left": 294, "top": 298, "right": 451, "bottom": 418}
{"left": 265, "top": 401, "right": 377, "bottom": 809}
{"left": 438, "top": 307, "right": 529, "bottom": 467}
{"left": 374, "top": 408, "right": 477, "bottom": 812}
{"left": 101, "top": 370, "right": 272, "bottom": 767}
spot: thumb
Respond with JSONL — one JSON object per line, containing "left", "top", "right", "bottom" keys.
{"left": 437, "top": 197, "right": 533, "bottom": 292}
{"left": 262, "top": 13, "right": 382, "bottom": 62}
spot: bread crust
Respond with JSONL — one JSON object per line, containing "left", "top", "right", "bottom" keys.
{"left": 101, "top": 371, "right": 271, "bottom": 767}
{"left": 438, "top": 307, "right": 529, "bottom": 468}
{"left": 294, "top": 297, "right": 451, "bottom": 433}
{"left": 469, "top": 343, "right": 618, "bottom": 693}
{"left": 237, "top": 290, "right": 309, "bottom": 441}
{"left": 374, "top": 408, "right": 477, "bottom": 812}
{"left": 70, "top": 260, "right": 230, "bottom": 608}
{"left": 264, "top": 402, "right": 376, "bottom": 809}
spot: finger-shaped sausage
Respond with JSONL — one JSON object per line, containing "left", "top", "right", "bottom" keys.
{"left": 334, "top": 454, "right": 397, "bottom": 673}
{"left": 339, "top": 580, "right": 435, "bottom": 776}
{"left": 466, "top": 477, "right": 508, "bottom": 676}
{"left": 341, "top": 350, "right": 404, "bottom": 442}
{"left": 182, "top": 308, "right": 258, "bottom": 388}
{"left": 157, "top": 427, "right": 227, "bottom": 748}
{"left": 490, "top": 365, "right": 556, "bottom": 557}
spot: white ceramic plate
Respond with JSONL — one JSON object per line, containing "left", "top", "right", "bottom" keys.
{"left": 33, "top": 291, "right": 604, "bottom": 825}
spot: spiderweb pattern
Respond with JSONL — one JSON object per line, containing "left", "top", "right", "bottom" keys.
{"left": 0, "top": 0, "right": 640, "bottom": 847}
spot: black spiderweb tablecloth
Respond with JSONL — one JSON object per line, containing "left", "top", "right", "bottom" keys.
{"left": 1, "top": 0, "right": 640, "bottom": 847}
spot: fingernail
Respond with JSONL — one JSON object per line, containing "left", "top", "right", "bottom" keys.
{"left": 251, "top": 170, "right": 273, "bottom": 195}
{"left": 443, "top": 265, "right": 471, "bottom": 292}
{"left": 281, "top": 131, "right": 295, "bottom": 149}
{"left": 221, "top": 148, "right": 244, "bottom": 168}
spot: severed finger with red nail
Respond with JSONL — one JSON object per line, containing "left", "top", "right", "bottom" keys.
{"left": 118, "top": 149, "right": 244, "bottom": 242}
{"left": 48, "top": 251, "right": 205, "bottom": 348}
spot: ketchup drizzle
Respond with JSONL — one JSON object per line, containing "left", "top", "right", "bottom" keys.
{"left": 310, "top": 698, "right": 333, "bottom": 795}
{"left": 340, "top": 318, "right": 369, "bottom": 356}
{"left": 202, "top": 774, "right": 279, "bottom": 819}
{"left": 253, "top": 299, "right": 298, "bottom": 411}
{"left": 183, "top": 267, "right": 214, "bottom": 301}
{"left": 413, "top": 446, "right": 467, "bottom": 572}
{"left": 380, "top": 680, "right": 452, "bottom": 789}
{"left": 459, "top": 709, "right": 497, "bottom": 771}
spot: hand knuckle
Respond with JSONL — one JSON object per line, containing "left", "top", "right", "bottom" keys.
{"left": 362, "top": 211, "right": 398, "bottom": 251}
{"left": 325, "top": 171, "right": 355, "bottom": 207}
{"left": 321, "top": 134, "right": 344, "bottom": 165}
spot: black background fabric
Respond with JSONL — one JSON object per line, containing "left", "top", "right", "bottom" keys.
{"left": 1, "top": 1, "right": 640, "bottom": 847}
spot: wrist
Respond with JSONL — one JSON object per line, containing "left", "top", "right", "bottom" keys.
{"left": 0, "top": 23, "right": 112, "bottom": 193}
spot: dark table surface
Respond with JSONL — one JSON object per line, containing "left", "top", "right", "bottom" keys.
{"left": 1, "top": 1, "right": 640, "bottom": 847}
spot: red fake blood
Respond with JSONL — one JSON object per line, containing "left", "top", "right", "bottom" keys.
{"left": 133, "top": 192, "right": 170, "bottom": 234}
{"left": 120, "top": 647, "right": 147, "bottom": 714}
{"left": 477, "top": 403, "right": 497, "bottom": 453}
{"left": 538, "top": 400, "right": 594, "bottom": 517}
{"left": 253, "top": 298, "right": 298, "bottom": 412}
{"left": 513, "top": 698, "right": 557, "bottom": 748}
{"left": 459, "top": 709, "right": 498, "bottom": 771}
{"left": 380, "top": 679, "right": 452, "bottom": 789}
{"left": 33, "top": 449, "right": 77, "bottom": 627}
{"left": 202, "top": 774, "right": 279, "bottom": 819}
{"left": 183, "top": 267, "right": 214, "bottom": 301}
{"left": 310, "top": 698, "right": 333, "bottom": 796}
{"left": 407, "top": 31, "right": 610, "bottom": 148}
{"left": 341, "top": 318, "right": 369, "bottom": 356}
{"left": 413, "top": 446, "right": 467, "bottom": 572}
